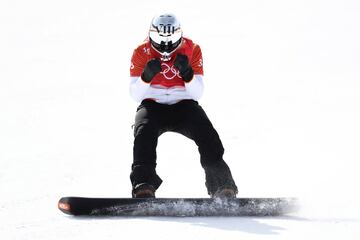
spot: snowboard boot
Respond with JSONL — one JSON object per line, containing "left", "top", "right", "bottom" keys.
{"left": 132, "top": 183, "right": 156, "bottom": 198}
{"left": 211, "top": 187, "right": 237, "bottom": 199}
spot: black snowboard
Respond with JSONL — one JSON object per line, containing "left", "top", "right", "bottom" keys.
{"left": 58, "top": 197, "right": 298, "bottom": 217}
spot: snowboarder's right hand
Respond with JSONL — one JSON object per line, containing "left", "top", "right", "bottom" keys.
{"left": 141, "top": 58, "right": 162, "bottom": 83}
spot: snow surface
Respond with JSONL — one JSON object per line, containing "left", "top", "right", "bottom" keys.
{"left": 1, "top": 0, "right": 360, "bottom": 239}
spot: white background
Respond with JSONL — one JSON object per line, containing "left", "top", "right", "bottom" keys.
{"left": 1, "top": 0, "right": 360, "bottom": 239}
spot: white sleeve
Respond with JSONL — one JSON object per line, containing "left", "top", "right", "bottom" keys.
{"left": 184, "top": 74, "right": 204, "bottom": 100}
{"left": 129, "top": 77, "right": 151, "bottom": 102}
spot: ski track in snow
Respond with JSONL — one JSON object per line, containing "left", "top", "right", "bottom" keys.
{"left": 1, "top": 0, "right": 360, "bottom": 239}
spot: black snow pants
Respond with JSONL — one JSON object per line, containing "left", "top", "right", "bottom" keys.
{"left": 130, "top": 99, "right": 238, "bottom": 196}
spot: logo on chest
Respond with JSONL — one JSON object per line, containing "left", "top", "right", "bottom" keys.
{"left": 160, "top": 63, "right": 180, "bottom": 80}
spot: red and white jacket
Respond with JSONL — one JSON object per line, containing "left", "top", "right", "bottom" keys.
{"left": 129, "top": 37, "right": 204, "bottom": 105}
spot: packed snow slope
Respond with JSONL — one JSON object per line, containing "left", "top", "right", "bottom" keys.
{"left": 1, "top": 0, "right": 360, "bottom": 239}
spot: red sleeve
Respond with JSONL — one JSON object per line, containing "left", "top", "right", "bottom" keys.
{"left": 130, "top": 44, "right": 149, "bottom": 77}
{"left": 191, "top": 44, "right": 204, "bottom": 75}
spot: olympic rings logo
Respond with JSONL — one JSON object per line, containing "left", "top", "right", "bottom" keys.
{"left": 160, "top": 63, "right": 180, "bottom": 80}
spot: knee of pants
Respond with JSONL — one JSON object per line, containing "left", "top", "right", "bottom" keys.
{"left": 134, "top": 129, "right": 158, "bottom": 152}
{"left": 133, "top": 121, "right": 160, "bottom": 140}
{"left": 194, "top": 127, "right": 224, "bottom": 160}
{"left": 133, "top": 123, "right": 159, "bottom": 164}
{"left": 198, "top": 141, "right": 225, "bottom": 166}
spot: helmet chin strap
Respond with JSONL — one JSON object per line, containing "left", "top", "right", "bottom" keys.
{"left": 151, "top": 39, "right": 183, "bottom": 62}
{"left": 160, "top": 52, "right": 172, "bottom": 61}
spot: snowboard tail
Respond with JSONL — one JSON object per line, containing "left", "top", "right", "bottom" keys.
{"left": 58, "top": 197, "right": 298, "bottom": 217}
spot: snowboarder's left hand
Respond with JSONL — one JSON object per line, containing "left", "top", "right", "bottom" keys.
{"left": 174, "top": 54, "right": 194, "bottom": 82}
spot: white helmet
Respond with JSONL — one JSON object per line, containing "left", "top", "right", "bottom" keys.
{"left": 149, "top": 13, "right": 183, "bottom": 60}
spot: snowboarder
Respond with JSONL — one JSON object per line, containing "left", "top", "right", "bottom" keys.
{"left": 129, "top": 13, "right": 238, "bottom": 199}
